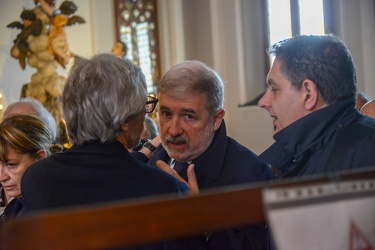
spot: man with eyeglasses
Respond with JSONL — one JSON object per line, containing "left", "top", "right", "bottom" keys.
{"left": 143, "top": 60, "right": 273, "bottom": 250}
{"left": 21, "top": 54, "right": 188, "bottom": 234}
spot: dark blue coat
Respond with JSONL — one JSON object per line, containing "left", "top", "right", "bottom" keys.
{"left": 261, "top": 98, "right": 375, "bottom": 250}
{"left": 260, "top": 98, "right": 375, "bottom": 179}
{"left": 0, "top": 196, "right": 26, "bottom": 227}
{"left": 148, "top": 121, "right": 273, "bottom": 250}
{"left": 21, "top": 141, "right": 188, "bottom": 211}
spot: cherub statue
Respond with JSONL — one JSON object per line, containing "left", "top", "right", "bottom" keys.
{"left": 6, "top": 0, "right": 85, "bottom": 129}
{"left": 7, "top": 10, "right": 43, "bottom": 69}
{"left": 37, "top": 0, "right": 85, "bottom": 67}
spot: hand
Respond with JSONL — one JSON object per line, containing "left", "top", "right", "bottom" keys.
{"left": 150, "top": 135, "right": 161, "bottom": 147}
{"left": 138, "top": 136, "right": 161, "bottom": 158}
{"left": 156, "top": 160, "right": 199, "bottom": 195}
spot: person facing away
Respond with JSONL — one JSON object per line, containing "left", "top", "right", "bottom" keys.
{"left": 143, "top": 115, "right": 159, "bottom": 140}
{"left": 21, "top": 54, "right": 188, "bottom": 213}
{"left": 0, "top": 114, "right": 61, "bottom": 226}
{"left": 145, "top": 60, "right": 272, "bottom": 249}
{"left": 258, "top": 34, "right": 375, "bottom": 179}
{"left": 131, "top": 115, "right": 159, "bottom": 152}
{"left": 3, "top": 97, "right": 57, "bottom": 143}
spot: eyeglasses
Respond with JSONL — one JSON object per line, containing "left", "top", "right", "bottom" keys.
{"left": 145, "top": 95, "right": 158, "bottom": 113}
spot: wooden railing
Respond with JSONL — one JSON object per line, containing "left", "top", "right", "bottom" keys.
{"left": 1, "top": 167, "right": 375, "bottom": 250}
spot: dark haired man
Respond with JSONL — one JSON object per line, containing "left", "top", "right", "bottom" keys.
{"left": 258, "top": 33, "right": 375, "bottom": 250}
{"left": 111, "top": 40, "right": 127, "bottom": 58}
{"left": 259, "top": 34, "right": 375, "bottom": 179}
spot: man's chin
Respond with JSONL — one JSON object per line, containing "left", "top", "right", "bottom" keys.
{"left": 273, "top": 126, "right": 284, "bottom": 134}
{"left": 165, "top": 149, "right": 188, "bottom": 162}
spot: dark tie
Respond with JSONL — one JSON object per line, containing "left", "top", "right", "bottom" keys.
{"left": 173, "top": 160, "right": 188, "bottom": 174}
{"left": 173, "top": 160, "right": 189, "bottom": 180}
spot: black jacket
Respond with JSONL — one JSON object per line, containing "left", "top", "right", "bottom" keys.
{"left": 260, "top": 98, "right": 375, "bottom": 179}
{"left": 21, "top": 140, "right": 188, "bottom": 211}
{"left": 148, "top": 121, "right": 273, "bottom": 250}
{"left": 0, "top": 196, "right": 26, "bottom": 227}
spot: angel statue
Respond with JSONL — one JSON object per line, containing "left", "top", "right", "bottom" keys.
{"left": 7, "top": 10, "right": 43, "bottom": 69}
{"left": 5, "top": 0, "right": 85, "bottom": 139}
{"left": 38, "top": 0, "right": 85, "bottom": 67}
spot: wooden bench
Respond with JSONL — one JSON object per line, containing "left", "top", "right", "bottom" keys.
{"left": 1, "top": 167, "right": 375, "bottom": 250}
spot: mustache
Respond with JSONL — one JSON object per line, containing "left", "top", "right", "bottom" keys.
{"left": 164, "top": 136, "right": 188, "bottom": 144}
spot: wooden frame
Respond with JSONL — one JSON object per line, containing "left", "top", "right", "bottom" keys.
{"left": 114, "top": 0, "right": 161, "bottom": 94}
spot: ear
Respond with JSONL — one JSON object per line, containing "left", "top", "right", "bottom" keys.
{"left": 213, "top": 109, "right": 225, "bottom": 131}
{"left": 301, "top": 80, "right": 319, "bottom": 111}
{"left": 120, "top": 120, "right": 130, "bottom": 132}
{"left": 117, "top": 121, "right": 131, "bottom": 147}
{"left": 36, "top": 149, "right": 47, "bottom": 161}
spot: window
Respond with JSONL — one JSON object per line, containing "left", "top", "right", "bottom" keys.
{"left": 267, "top": 0, "right": 325, "bottom": 53}
{"left": 245, "top": 0, "right": 338, "bottom": 105}
{"left": 115, "top": 0, "right": 161, "bottom": 94}
{"left": 268, "top": 0, "right": 325, "bottom": 44}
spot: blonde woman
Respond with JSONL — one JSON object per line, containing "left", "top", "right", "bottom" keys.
{"left": 0, "top": 114, "right": 61, "bottom": 225}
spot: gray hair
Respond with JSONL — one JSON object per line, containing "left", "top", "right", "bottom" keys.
{"left": 3, "top": 97, "right": 57, "bottom": 142}
{"left": 63, "top": 53, "right": 147, "bottom": 145}
{"left": 157, "top": 60, "right": 224, "bottom": 115}
{"left": 144, "top": 116, "right": 158, "bottom": 139}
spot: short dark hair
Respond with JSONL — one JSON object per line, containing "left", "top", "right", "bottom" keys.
{"left": 117, "top": 40, "right": 127, "bottom": 53}
{"left": 268, "top": 34, "right": 357, "bottom": 104}
{"left": 59, "top": 1, "right": 77, "bottom": 15}
{"left": 20, "top": 10, "right": 36, "bottom": 21}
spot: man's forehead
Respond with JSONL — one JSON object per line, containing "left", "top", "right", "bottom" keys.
{"left": 160, "top": 91, "right": 207, "bottom": 100}
{"left": 159, "top": 92, "right": 208, "bottom": 112}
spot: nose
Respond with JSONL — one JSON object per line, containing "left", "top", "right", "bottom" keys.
{"left": 258, "top": 89, "right": 271, "bottom": 109}
{"left": 0, "top": 164, "right": 9, "bottom": 183}
{"left": 168, "top": 117, "right": 184, "bottom": 137}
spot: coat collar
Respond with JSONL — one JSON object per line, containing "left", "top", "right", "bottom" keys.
{"left": 260, "top": 97, "right": 358, "bottom": 166}
{"left": 191, "top": 121, "right": 227, "bottom": 180}
{"left": 68, "top": 140, "right": 129, "bottom": 155}
{"left": 0, "top": 187, "right": 5, "bottom": 208}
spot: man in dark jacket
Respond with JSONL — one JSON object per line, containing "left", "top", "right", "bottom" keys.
{"left": 258, "top": 34, "right": 375, "bottom": 250}
{"left": 258, "top": 34, "right": 375, "bottom": 179}
{"left": 143, "top": 60, "right": 273, "bottom": 249}
{"left": 21, "top": 54, "right": 188, "bottom": 249}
